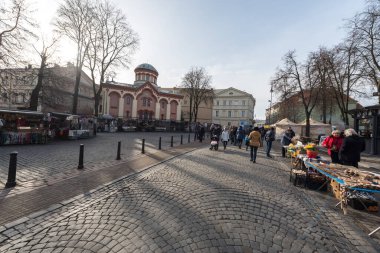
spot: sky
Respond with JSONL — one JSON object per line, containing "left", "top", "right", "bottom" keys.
{"left": 34, "top": 0, "right": 372, "bottom": 119}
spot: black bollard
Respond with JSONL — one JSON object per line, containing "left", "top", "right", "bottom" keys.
{"left": 188, "top": 133, "right": 190, "bottom": 143}
{"left": 116, "top": 141, "right": 121, "bottom": 160}
{"left": 159, "top": 137, "right": 162, "bottom": 150}
{"left": 181, "top": 135, "right": 183, "bottom": 145}
{"left": 5, "top": 152, "right": 18, "bottom": 188}
{"left": 171, "top": 136, "right": 173, "bottom": 147}
{"left": 142, "top": 139, "right": 145, "bottom": 154}
{"left": 78, "top": 144, "right": 84, "bottom": 169}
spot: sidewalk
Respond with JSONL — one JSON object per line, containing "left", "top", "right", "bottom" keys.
{"left": 0, "top": 141, "right": 206, "bottom": 227}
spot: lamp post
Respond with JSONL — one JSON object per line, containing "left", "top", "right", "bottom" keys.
{"left": 268, "top": 86, "right": 273, "bottom": 125}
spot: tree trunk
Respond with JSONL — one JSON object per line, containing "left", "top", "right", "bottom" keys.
{"left": 72, "top": 67, "right": 82, "bottom": 114}
{"left": 29, "top": 56, "right": 46, "bottom": 111}
{"left": 188, "top": 96, "right": 193, "bottom": 132}
{"left": 305, "top": 112, "right": 311, "bottom": 137}
{"left": 94, "top": 86, "right": 102, "bottom": 117}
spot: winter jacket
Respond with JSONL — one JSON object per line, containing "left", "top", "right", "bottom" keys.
{"left": 221, "top": 131, "right": 229, "bottom": 141}
{"left": 339, "top": 135, "right": 365, "bottom": 163}
{"left": 249, "top": 131, "right": 262, "bottom": 147}
{"left": 265, "top": 130, "right": 275, "bottom": 142}
{"left": 281, "top": 130, "right": 294, "bottom": 146}
{"left": 322, "top": 135, "right": 343, "bottom": 156}
{"left": 237, "top": 126, "right": 245, "bottom": 140}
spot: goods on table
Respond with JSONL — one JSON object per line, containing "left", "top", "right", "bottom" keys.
{"left": 307, "top": 161, "right": 380, "bottom": 191}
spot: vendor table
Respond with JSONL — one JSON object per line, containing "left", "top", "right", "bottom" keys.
{"left": 303, "top": 159, "right": 380, "bottom": 236}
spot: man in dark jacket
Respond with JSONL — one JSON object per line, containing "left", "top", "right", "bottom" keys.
{"left": 281, "top": 127, "right": 296, "bottom": 157}
{"left": 339, "top": 128, "right": 365, "bottom": 168}
{"left": 264, "top": 127, "right": 275, "bottom": 158}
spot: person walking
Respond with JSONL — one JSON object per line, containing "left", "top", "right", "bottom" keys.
{"left": 236, "top": 126, "right": 245, "bottom": 149}
{"left": 264, "top": 127, "right": 275, "bottom": 158}
{"left": 281, "top": 127, "right": 296, "bottom": 157}
{"left": 339, "top": 128, "right": 365, "bottom": 168}
{"left": 199, "top": 125, "right": 205, "bottom": 142}
{"left": 322, "top": 130, "right": 344, "bottom": 164}
{"left": 221, "top": 127, "right": 229, "bottom": 150}
{"left": 248, "top": 127, "right": 262, "bottom": 163}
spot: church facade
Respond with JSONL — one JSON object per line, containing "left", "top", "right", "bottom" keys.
{"left": 100, "top": 63, "right": 183, "bottom": 121}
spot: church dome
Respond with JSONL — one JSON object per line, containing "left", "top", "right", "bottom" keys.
{"left": 135, "top": 63, "right": 158, "bottom": 74}
{"left": 134, "top": 63, "right": 159, "bottom": 85}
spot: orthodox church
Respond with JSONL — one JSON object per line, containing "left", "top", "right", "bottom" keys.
{"left": 100, "top": 63, "right": 183, "bottom": 121}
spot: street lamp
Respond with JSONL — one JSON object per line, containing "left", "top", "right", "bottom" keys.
{"left": 268, "top": 86, "right": 273, "bottom": 124}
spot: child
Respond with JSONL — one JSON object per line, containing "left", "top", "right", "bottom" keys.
{"left": 244, "top": 134, "right": 250, "bottom": 151}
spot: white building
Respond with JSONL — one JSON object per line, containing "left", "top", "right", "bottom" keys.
{"left": 212, "top": 87, "right": 255, "bottom": 127}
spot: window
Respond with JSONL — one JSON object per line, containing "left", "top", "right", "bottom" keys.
{"left": 162, "top": 102, "right": 165, "bottom": 108}
{"left": 142, "top": 98, "right": 151, "bottom": 106}
{"left": 216, "top": 100, "right": 219, "bottom": 106}
{"left": 242, "top": 111, "right": 245, "bottom": 117}
{"left": 216, "top": 110, "right": 219, "bottom": 117}
{"left": 242, "top": 100, "right": 245, "bottom": 106}
{"left": 126, "top": 97, "right": 131, "bottom": 104}
{"left": 223, "top": 100, "right": 226, "bottom": 106}
{"left": 228, "top": 111, "right": 231, "bottom": 118}
{"left": 229, "top": 100, "right": 232, "bottom": 105}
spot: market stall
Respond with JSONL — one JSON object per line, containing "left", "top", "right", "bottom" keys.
{"left": 274, "top": 118, "right": 301, "bottom": 140}
{"left": 298, "top": 118, "right": 331, "bottom": 139}
{"left": 0, "top": 109, "right": 48, "bottom": 145}
{"left": 48, "top": 112, "right": 96, "bottom": 140}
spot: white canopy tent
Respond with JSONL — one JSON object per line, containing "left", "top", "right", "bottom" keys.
{"left": 298, "top": 118, "right": 332, "bottom": 139}
{"left": 274, "top": 118, "right": 301, "bottom": 140}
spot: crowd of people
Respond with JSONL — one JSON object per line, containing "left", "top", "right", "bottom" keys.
{"left": 195, "top": 122, "right": 366, "bottom": 168}
{"left": 193, "top": 123, "right": 280, "bottom": 163}
{"left": 321, "top": 128, "right": 365, "bottom": 168}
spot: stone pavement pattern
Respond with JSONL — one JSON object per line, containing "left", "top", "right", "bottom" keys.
{"left": 0, "top": 146, "right": 379, "bottom": 252}
{"left": 0, "top": 132, "right": 189, "bottom": 196}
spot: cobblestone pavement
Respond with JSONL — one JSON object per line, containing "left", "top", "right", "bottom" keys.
{"left": 0, "top": 132, "right": 192, "bottom": 196}
{"left": 0, "top": 145, "right": 379, "bottom": 252}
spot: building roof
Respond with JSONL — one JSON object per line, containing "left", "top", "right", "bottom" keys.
{"left": 135, "top": 63, "right": 158, "bottom": 74}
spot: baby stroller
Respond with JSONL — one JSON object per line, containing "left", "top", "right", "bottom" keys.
{"left": 209, "top": 135, "right": 219, "bottom": 151}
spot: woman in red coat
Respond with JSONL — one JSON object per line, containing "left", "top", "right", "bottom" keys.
{"left": 322, "top": 130, "right": 344, "bottom": 164}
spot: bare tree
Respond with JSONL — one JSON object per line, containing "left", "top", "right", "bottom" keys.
{"left": 0, "top": 0, "right": 37, "bottom": 67}
{"left": 29, "top": 37, "right": 59, "bottom": 110}
{"left": 324, "top": 41, "right": 364, "bottom": 126}
{"left": 85, "top": 0, "right": 139, "bottom": 116}
{"left": 54, "top": 0, "right": 94, "bottom": 114}
{"left": 181, "top": 67, "right": 214, "bottom": 125}
{"left": 348, "top": 0, "right": 380, "bottom": 103}
{"left": 272, "top": 51, "right": 320, "bottom": 137}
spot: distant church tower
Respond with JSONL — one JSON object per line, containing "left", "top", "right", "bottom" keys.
{"left": 134, "top": 63, "right": 159, "bottom": 86}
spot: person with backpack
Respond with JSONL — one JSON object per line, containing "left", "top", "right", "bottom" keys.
{"left": 264, "top": 127, "right": 275, "bottom": 158}
{"left": 236, "top": 126, "right": 245, "bottom": 149}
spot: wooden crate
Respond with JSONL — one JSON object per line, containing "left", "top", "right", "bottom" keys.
{"left": 330, "top": 179, "right": 341, "bottom": 199}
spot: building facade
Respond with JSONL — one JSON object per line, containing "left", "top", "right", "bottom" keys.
{"left": 100, "top": 63, "right": 183, "bottom": 121}
{"left": 212, "top": 87, "right": 255, "bottom": 127}
{"left": 160, "top": 87, "right": 213, "bottom": 124}
{"left": 0, "top": 64, "right": 95, "bottom": 115}
{"left": 266, "top": 91, "right": 361, "bottom": 129}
